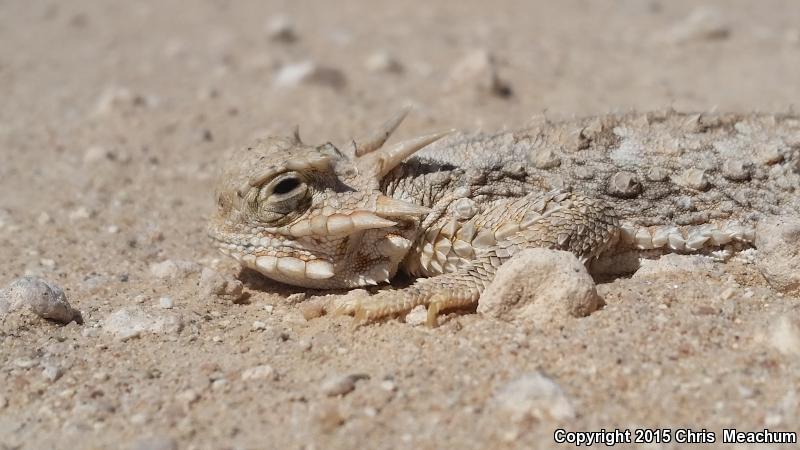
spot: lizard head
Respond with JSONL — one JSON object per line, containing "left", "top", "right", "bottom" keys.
{"left": 208, "top": 109, "right": 450, "bottom": 288}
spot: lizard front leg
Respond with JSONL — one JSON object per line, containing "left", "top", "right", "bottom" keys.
{"left": 336, "top": 190, "right": 620, "bottom": 326}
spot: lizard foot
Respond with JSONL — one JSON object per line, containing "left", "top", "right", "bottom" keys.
{"left": 334, "top": 284, "right": 479, "bottom": 327}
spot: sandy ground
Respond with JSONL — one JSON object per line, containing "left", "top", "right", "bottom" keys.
{"left": 1, "top": 0, "right": 800, "bottom": 449}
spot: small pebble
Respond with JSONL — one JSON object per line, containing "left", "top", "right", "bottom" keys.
{"left": 241, "top": 364, "right": 277, "bottom": 381}
{"left": 93, "top": 85, "right": 152, "bottom": 116}
{"left": 364, "top": 51, "right": 404, "bottom": 74}
{"left": 297, "top": 339, "right": 312, "bottom": 351}
{"left": 251, "top": 320, "right": 268, "bottom": 331}
{"left": 68, "top": 206, "right": 93, "bottom": 221}
{"left": 756, "top": 217, "right": 800, "bottom": 294}
{"left": 158, "top": 297, "right": 174, "bottom": 309}
{"left": 199, "top": 267, "right": 244, "bottom": 301}
{"left": 102, "top": 306, "right": 183, "bottom": 340}
{"left": 446, "top": 49, "right": 512, "bottom": 98}
{"left": 177, "top": 389, "right": 200, "bottom": 405}
{"left": 0, "top": 277, "right": 82, "bottom": 324}
{"left": 404, "top": 305, "right": 427, "bottom": 326}
{"left": 0, "top": 208, "right": 10, "bottom": 229}
{"left": 492, "top": 372, "right": 575, "bottom": 422}
{"left": 265, "top": 15, "right": 297, "bottom": 43}
{"left": 42, "top": 364, "right": 63, "bottom": 382}
{"left": 769, "top": 316, "right": 800, "bottom": 356}
{"left": 661, "top": 7, "right": 730, "bottom": 44}
{"left": 150, "top": 260, "right": 200, "bottom": 279}
{"left": 273, "top": 61, "right": 346, "bottom": 89}
{"left": 93, "top": 371, "right": 110, "bottom": 381}
{"left": 37, "top": 212, "right": 53, "bottom": 226}
{"left": 286, "top": 292, "right": 306, "bottom": 304}
{"left": 83, "top": 145, "right": 111, "bottom": 164}
{"left": 320, "top": 373, "right": 369, "bottom": 397}
{"left": 14, "top": 358, "right": 38, "bottom": 369}
{"left": 300, "top": 302, "right": 324, "bottom": 320}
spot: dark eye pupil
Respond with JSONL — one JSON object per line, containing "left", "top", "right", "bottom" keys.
{"left": 273, "top": 177, "right": 300, "bottom": 195}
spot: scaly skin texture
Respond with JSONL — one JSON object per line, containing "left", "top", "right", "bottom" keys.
{"left": 208, "top": 110, "right": 800, "bottom": 325}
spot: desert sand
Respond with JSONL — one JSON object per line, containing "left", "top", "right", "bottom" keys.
{"left": 1, "top": 1, "right": 799, "bottom": 449}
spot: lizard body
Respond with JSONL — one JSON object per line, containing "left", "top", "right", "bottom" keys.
{"left": 208, "top": 110, "right": 800, "bottom": 325}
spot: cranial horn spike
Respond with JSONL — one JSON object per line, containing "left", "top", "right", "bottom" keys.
{"left": 375, "top": 195, "right": 431, "bottom": 217}
{"left": 360, "top": 129, "right": 454, "bottom": 179}
{"left": 292, "top": 125, "right": 302, "bottom": 144}
{"left": 354, "top": 107, "right": 411, "bottom": 157}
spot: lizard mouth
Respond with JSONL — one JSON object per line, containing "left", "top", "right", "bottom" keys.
{"left": 218, "top": 246, "right": 336, "bottom": 280}
{"left": 208, "top": 227, "right": 337, "bottom": 281}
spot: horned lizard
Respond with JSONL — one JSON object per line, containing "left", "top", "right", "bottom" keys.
{"left": 208, "top": 109, "right": 800, "bottom": 325}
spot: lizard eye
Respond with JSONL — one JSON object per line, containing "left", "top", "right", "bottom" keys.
{"left": 273, "top": 177, "right": 301, "bottom": 195}
{"left": 260, "top": 172, "right": 308, "bottom": 204}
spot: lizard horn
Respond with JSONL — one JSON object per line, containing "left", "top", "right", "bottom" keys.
{"left": 375, "top": 195, "right": 431, "bottom": 217}
{"left": 291, "top": 125, "right": 303, "bottom": 145}
{"left": 357, "top": 129, "right": 454, "bottom": 179}
{"left": 354, "top": 106, "right": 411, "bottom": 157}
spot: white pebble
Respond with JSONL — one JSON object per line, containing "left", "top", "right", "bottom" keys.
{"left": 445, "top": 49, "right": 511, "bottom": 97}
{"left": 42, "top": 364, "right": 63, "bottom": 382}
{"left": 150, "top": 260, "right": 200, "bottom": 279}
{"left": 265, "top": 15, "right": 297, "bottom": 43}
{"left": 102, "top": 306, "right": 183, "bottom": 340}
{"left": 660, "top": 7, "right": 730, "bottom": 44}
{"left": 241, "top": 364, "right": 277, "bottom": 381}
{"left": 273, "top": 61, "right": 346, "bottom": 89}
{"left": 158, "top": 297, "right": 174, "bottom": 309}
{"left": 37, "top": 212, "right": 53, "bottom": 226}
{"left": 320, "top": 374, "right": 368, "bottom": 397}
{"left": 492, "top": 372, "right": 575, "bottom": 422}
{"left": 0, "top": 208, "right": 10, "bottom": 229}
{"left": 199, "top": 267, "right": 244, "bottom": 301}
{"left": 404, "top": 305, "right": 427, "bottom": 326}
{"left": 364, "top": 51, "right": 403, "bottom": 74}
{"left": 68, "top": 206, "right": 92, "bottom": 221}
{"left": 478, "top": 249, "right": 599, "bottom": 327}
{"left": 251, "top": 320, "right": 267, "bottom": 331}
{"left": 769, "top": 316, "right": 800, "bottom": 356}
{"left": 756, "top": 217, "right": 800, "bottom": 294}
{"left": 83, "top": 146, "right": 110, "bottom": 164}
{"left": 0, "top": 277, "right": 81, "bottom": 324}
